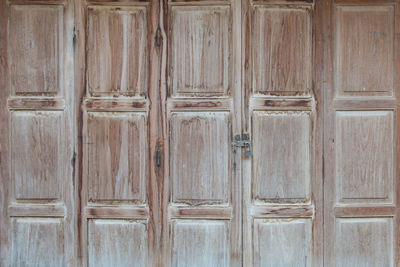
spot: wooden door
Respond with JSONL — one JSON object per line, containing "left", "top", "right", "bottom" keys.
{"left": 0, "top": 0, "right": 76, "bottom": 265}
{"left": 1, "top": 0, "right": 400, "bottom": 266}
{"left": 163, "top": 0, "right": 242, "bottom": 266}
{"left": 242, "top": 1, "right": 323, "bottom": 266}
{"left": 323, "top": 0, "right": 400, "bottom": 266}
{"left": 74, "top": 0, "right": 163, "bottom": 266}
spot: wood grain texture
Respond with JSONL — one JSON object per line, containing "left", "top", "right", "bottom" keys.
{"left": 252, "top": 111, "right": 311, "bottom": 202}
{"left": 253, "top": 218, "right": 312, "bottom": 267}
{"left": 11, "top": 111, "right": 62, "bottom": 201}
{"left": 87, "top": 6, "right": 148, "bottom": 97}
{"left": 86, "top": 112, "right": 147, "bottom": 203}
{"left": 323, "top": 1, "right": 399, "bottom": 266}
{"left": 88, "top": 219, "right": 147, "bottom": 267}
{"left": 11, "top": 218, "right": 64, "bottom": 266}
{"left": 171, "top": 220, "right": 230, "bottom": 267}
{"left": 335, "top": 111, "right": 394, "bottom": 203}
{"left": 9, "top": 5, "right": 63, "bottom": 95}
{"left": 169, "top": 6, "right": 231, "bottom": 97}
{"left": 169, "top": 112, "right": 230, "bottom": 204}
{"left": 252, "top": 7, "right": 312, "bottom": 95}
{"left": 335, "top": 5, "right": 394, "bottom": 96}
{"left": 335, "top": 218, "right": 394, "bottom": 267}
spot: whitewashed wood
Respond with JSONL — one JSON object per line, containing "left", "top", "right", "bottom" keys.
{"left": 88, "top": 219, "right": 147, "bottom": 267}
{"left": 11, "top": 111, "right": 62, "bottom": 200}
{"left": 335, "top": 111, "right": 394, "bottom": 203}
{"left": 86, "top": 112, "right": 147, "bottom": 203}
{"left": 253, "top": 218, "right": 312, "bottom": 267}
{"left": 11, "top": 218, "right": 64, "bottom": 266}
{"left": 169, "top": 112, "right": 230, "bottom": 204}
{"left": 323, "top": 1, "right": 400, "bottom": 266}
{"left": 87, "top": 6, "right": 148, "bottom": 96}
{"left": 252, "top": 7, "right": 312, "bottom": 95}
{"left": 335, "top": 5, "right": 394, "bottom": 96}
{"left": 169, "top": 6, "right": 230, "bottom": 97}
{"left": 252, "top": 111, "right": 311, "bottom": 202}
{"left": 9, "top": 5, "right": 63, "bottom": 95}
{"left": 171, "top": 220, "right": 230, "bottom": 267}
{"left": 335, "top": 218, "right": 394, "bottom": 267}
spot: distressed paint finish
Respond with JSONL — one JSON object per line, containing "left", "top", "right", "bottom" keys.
{"left": 169, "top": 112, "right": 230, "bottom": 204}
{"left": 11, "top": 218, "right": 64, "bottom": 266}
{"left": 171, "top": 220, "right": 230, "bottom": 267}
{"left": 88, "top": 220, "right": 147, "bottom": 267}
{"left": 9, "top": 5, "right": 63, "bottom": 95}
{"left": 11, "top": 111, "right": 62, "bottom": 200}
{"left": 335, "top": 111, "right": 394, "bottom": 203}
{"left": 87, "top": 6, "right": 148, "bottom": 96}
{"left": 335, "top": 218, "right": 394, "bottom": 267}
{"left": 252, "top": 7, "right": 312, "bottom": 95}
{"left": 335, "top": 5, "right": 394, "bottom": 96}
{"left": 86, "top": 112, "right": 147, "bottom": 203}
{"left": 253, "top": 218, "right": 312, "bottom": 267}
{"left": 169, "top": 6, "right": 231, "bottom": 97}
{"left": 252, "top": 111, "right": 311, "bottom": 202}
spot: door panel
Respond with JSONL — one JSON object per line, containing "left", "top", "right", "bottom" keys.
{"left": 253, "top": 218, "right": 312, "bottom": 267}
{"left": 252, "top": 7, "right": 312, "bottom": 95}
{"left": 252, "top": 111, "right": 311, "bottom": 202}
{"left": 75, "top": 0, "right": 158, "bottom": 266}
{"left": 88, "top": 219, "right": 147, "bottom": 267}
{"left": 242, "top": 1, "right": 323, "bottom": 266}
{"left": 165, "top": 0, "right": 242, "bottom": 265}
{"left": 0, "top": 0, "right": 75, "bottom": 265}
{"left": 323, "top": 0, "right": 400, "bottom": 266}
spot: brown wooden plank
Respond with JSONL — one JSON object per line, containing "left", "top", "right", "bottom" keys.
{"left": 83, "top": 98, "right": 147, "bottom": 111}
{"left": 8, "top": 98, "right": 65, "bottom": 110}
{"left": 0, "top": 0, "right": 10, "bottom": 262}
{"left": 251, "top": 205, "right": 314, "bottom": 217}
{"left": 8, "top": 205, "right": 65, "bottom": 217}
{"left": 334, "top": 206, "right": 396, "bottom": 217}
{"left": 169, "top": 206, "right": 232, "bottom": 219}
{"left": 85, "top": 207, "right": 149, "bottom": 219}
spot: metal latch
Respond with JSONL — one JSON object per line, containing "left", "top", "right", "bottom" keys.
{"left": 232, "top": 134, "right": 252, "bottom": 157}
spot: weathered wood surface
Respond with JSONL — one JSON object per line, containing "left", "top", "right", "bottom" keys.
{"left": 323, "top": 0, "right": 400, "bottom": 266}
{"left": 0, "top": 0, "right": 399, "bottom": 266}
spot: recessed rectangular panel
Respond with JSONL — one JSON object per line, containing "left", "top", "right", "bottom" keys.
{"left": 335, "top": 5, "right": 394, "bottom": 96}
{"left": 170, "top": 6, "right": 230, "bottom": 97}
{"left": 252, "top": 7, "right": 312, "bottom": 95}
{"left": 11, "top": 111, "right": 62, "bottom": 200}
{"left": 86, "top": 112, "right": 147, "bottom": 203}
{"left": 170, "top": 112, "right": 230, "bottom": 204}
{"left": 253, "top": 218, "right": 312, "bottom": 267}
{"left": 11, "top": 218, "right": 64, "bottom": 266}
{"left": 171, "top": 220, "right": 230, "bottom": 267}
{"left": 9, "top": 5, "right": 63, "bottom": 95}
{"left": 336, "top": 111, "right": 394, "bottom": 203}
{"left": 253, "top": 111, "right": 311, "bottom": 202}
{"left": 88, "top": 219, "right": 147, "bottom": 267}
{"left": 335, "top": 218, "right": 394, "bottom": 267}
{"left": 87, "top": 6, "right": 147, "bottom": 96}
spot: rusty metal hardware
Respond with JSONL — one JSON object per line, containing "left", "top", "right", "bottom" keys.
{"left": 232, "top": 134, "right": 252, "bottom": 156}
{"left": 155, "top": 26, "right": 163, "bottom": 48}
{"left": 156, "top": 147, "right": 162, "bottom": 168}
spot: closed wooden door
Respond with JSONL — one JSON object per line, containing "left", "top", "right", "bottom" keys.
{"left": 323, "top": 1, "right": 400, "bottom": 266}
{"left": 1, "top": 0, "right": 400, "bottom": 266}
